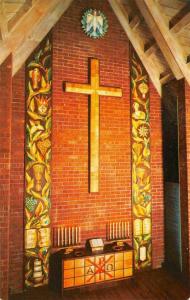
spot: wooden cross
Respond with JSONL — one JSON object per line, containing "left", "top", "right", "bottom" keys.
{"left": 64, "top": 58, "right": 122, "bottom": 192}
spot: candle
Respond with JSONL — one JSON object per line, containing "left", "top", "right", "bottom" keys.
{"left": 53, "top": 228, "right": 56, "bottom": 247}
{"left": 64, "top": 227, "right": 67, "bottom": 246}
{"left": 110, "top": 223, "right": 112, "bottom": 240}
{"left": 122, "top": 222, "right": 124, "bottom": 239}
{"left": 68, "top": 227, "right": 71, "bottom": 245}
{"left": 116, "top": 222, "right": 118, "bottom": 239}
{"left": 113, "top": 222, "right": 115, "bottom": 240}
{"left": 57, "top": 227, "right": 60, "bottom": 247}
{"left": 127, "top": 221, "right": 130, "bottom": 237}
{"left": 61, "top": 227, "right": 64, "bottom": 246}
{"left": 119, "top": 222, "right": 121, "bottom": 239}
{"left": 76, "top": 227, "right": 78, "bottom": 244}
{"left": 72, "top": 227, "right": 74, "bottom": 245}
{"left": 124, "top": 222, "right": 127, "bottom": 238}
{"left": 140, "top": 246, "right": 146, "bottom": 261}
{"left": 78, "top": 226, "right": 81, "bottom": 244}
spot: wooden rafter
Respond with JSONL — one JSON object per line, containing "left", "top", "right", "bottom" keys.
{"left": 0, "top": 0, "right": 8, "bottom": 40}
{"left": 159, "top": 71, "right": 174, "bottom": 85}
{"left": 144, "top": 38, "right": 158, "bottom": 57}
{"left": 0, "top": 0, "right": 74, "bottom": 75}
{"left": 108, "top": 0, "right": 162, "bottom": 95}
{"left": 134, "top": 0, "right": 183, "bottom": 80}
{"left": 186, "top": 55, "right": 190, "bottom": 64}
{"left": 8, "top": 0, "right": 32, "bottom": 32}
{"left": 169, "top": 3, "right": 190, "bottom": 34}
{"left": 129, "top": 15, "right": 141, "bottom": 30}
{"left": 135, "top": 0, "right": 190, "bottom": 86}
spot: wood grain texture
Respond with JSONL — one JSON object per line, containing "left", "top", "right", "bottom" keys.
{"left": 169, "top": 3, "right": 190, "bottom": 33}
{"left": 134, "top": 0, "right": 183, "bottom": 80}
{"left": 108, "top": 0, "right": 162, "bottom": 95}
{"left": 10, "top": 268, "right": 190, "bottom": 300}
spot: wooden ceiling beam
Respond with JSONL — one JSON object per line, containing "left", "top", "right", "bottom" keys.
{"left": 129, "top": 15, "right": 141, "bottom": 30}
{"left": 159, "top": 71, "right": 174, "bottom": 85}
{"left": 186, "top": 55, "right": 190, "bottom": 64}
{"left": 169, "top": 3, "right": 190, "bottom": 34}
{"left": 144, "top": 38, "right": 158, "bottom": 57}
{"left": 13, "top": 0, "right": 74, "bottom": 75}
{"left": 8, "top": 0, "right": 32, "bottom": 32}
{"left": 117, "top": 0, "right": 141, "bottom": 29}
{"left": 134, "top": 0, "right": 183, "bottom": 81}
{"left": 108, "top": 0, "right": 162, "bottom": 95}
{"left": 0, "top": 0, "right": 74, "bottom": 75}
{"left": 0, "top": 22, "right": 8, "bottom": 40}
{"left": 0, "top": 0, "right": 8, "bottom": 41}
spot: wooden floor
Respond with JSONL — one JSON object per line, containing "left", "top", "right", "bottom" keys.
{"left": 10, "top": 268, "right": 190, "bottom": 300}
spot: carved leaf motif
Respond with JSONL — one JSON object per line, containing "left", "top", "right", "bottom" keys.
{"left": 26, "top": 177, "right": 34, "bottom": 194}
{"left": 31, "top": 190, "right": 43, "bottom": 201}
{"left": 25, "top": 208, "right": 31, "bottom": 222}
{"left": 33, "top": 131, "right": 44, "bottom": 142}
{"left": 146, "top": 203, "right": 151, "bottom": 216}
{"left": 133, "top": 204, "right": 147, "bottom": 217}
{"left": 30, "top": 143, "right": 37, "bottom": 160}
{"left": 35, "top": 202, "right": 44, "bottom": 216}
{"left": 42, "top": 182, "right": 50, "bottom": 198}
{"left": 26, "top": 150, "right": 35, "bottom": 161}
{"left": 46, "top": 117, "right": 51, "bottom": 130}
{"left": 28, "top": 111, "right": 43, "bottom": 121}
{"left": 30, "top": 98, "right": 35, "bottom": 112}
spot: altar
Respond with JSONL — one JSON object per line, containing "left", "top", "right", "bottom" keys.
{"left": 50, "top": 242, "right": 133, "bottom": 294}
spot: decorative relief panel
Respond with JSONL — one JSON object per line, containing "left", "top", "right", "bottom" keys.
{"left": 25, "top": 36, "right": 52, "bottom": 287}
{"left": 130, "top": 48, "right": 152, "bottom": 270}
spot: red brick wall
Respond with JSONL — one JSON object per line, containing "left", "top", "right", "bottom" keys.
{"left": 7, "top": 0, "right": 164, "bottom": 293}
{"left": 9, "top": 67, "right": 25, "bottom": 293}
{"left": 0, "top": 55, "right": 12, "bottom": 300}
{"left": 52, "top": 0, "right": 131, "bottom": 242}
{"left": 149, "top": 82, "right": 164, "bottom": 268}
{"left": 52, "top": 0, "right": 164, "bottom": 268}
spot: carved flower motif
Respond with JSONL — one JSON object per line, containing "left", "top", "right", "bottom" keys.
{"left": 138, "top": 125, "right": 149, "bottom": 138}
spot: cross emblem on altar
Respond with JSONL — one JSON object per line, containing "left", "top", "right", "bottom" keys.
{"left": 64, "top": 58, "right": 122, "bottom": 192}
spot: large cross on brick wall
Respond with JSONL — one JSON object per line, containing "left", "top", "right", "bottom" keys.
{"left": 64, "top": 58, "right": 122, "bottom": 192}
